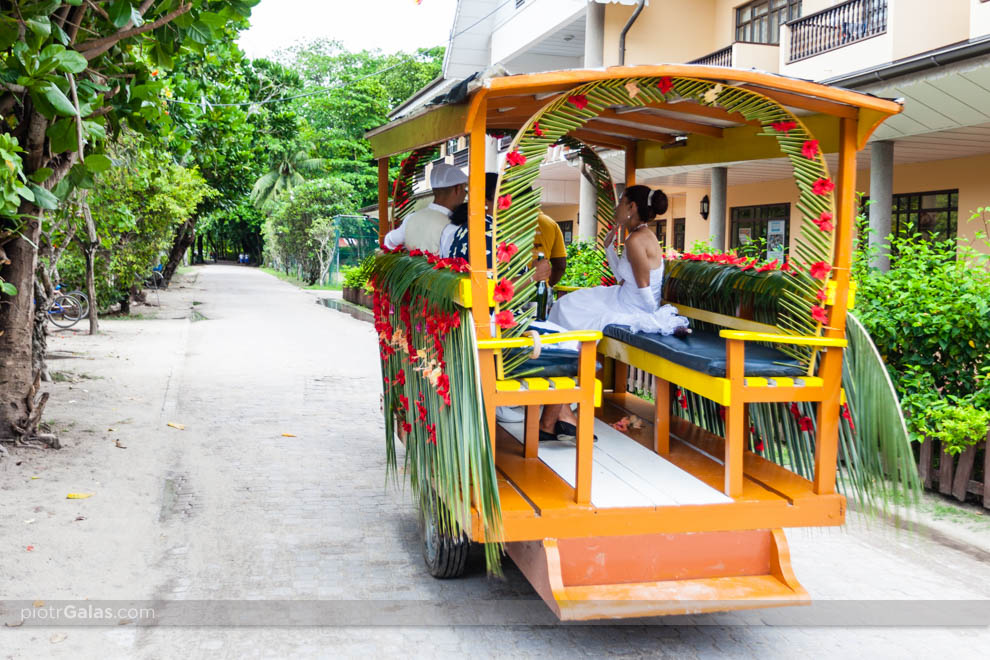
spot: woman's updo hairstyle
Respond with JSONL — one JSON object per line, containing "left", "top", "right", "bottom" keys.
{"left": 624, "top": 185, "right": 668, "bottom": 223}
{"left": 449, "top": 202, "right": 469, "bottom": 227}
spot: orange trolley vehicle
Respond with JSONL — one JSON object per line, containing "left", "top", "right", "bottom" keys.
{"left": 365, "top": 65, "right": 904, "bottom": 620}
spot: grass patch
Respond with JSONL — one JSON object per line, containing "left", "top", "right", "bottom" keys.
{"left": 260, "top": 267, "right": 342, "bottom": 291}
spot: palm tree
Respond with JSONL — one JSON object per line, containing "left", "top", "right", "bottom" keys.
{"left": 251, "top": 147, "right": 325, "bottom": 210}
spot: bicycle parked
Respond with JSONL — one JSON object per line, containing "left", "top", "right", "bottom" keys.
{"left": 46, "top": 292, "right": 84, "bottom": 329}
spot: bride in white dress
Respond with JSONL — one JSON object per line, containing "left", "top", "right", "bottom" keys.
{"left": 548, "top": 185, "right": 689, "bottom": 336}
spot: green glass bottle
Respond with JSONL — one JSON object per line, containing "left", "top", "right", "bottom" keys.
{"left": 535, "top": 252, "right": 549, "bottom": 321}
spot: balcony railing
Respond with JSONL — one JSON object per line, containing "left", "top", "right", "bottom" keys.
{"left": 689, "top": 45, "right": 733, "bottom": 67}
{"left": 787, "top": 0, "right": 888, "bottom": 63}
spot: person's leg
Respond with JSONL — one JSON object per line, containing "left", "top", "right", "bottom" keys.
{"left": 540, "top": 404, "right": 564, "bottom": 433}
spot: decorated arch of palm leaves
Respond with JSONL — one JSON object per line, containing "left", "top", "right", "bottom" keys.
{"left": 488, "top": 75, "right": 917, "bottom": 507}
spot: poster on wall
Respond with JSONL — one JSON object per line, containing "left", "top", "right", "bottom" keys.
{"left": 738, "top": 227, "right": 752, "bottom": 245}
{"left": 766, "top": 220, "right": 786, "bottom": 262}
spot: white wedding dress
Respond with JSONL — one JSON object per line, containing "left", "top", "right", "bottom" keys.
{"left": 547, "top": 244, "right": 689, "bottom": 335}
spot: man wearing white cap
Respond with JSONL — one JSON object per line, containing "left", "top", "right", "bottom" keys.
{"left": 383, "top": 162, "right": 468, "bottom": 253}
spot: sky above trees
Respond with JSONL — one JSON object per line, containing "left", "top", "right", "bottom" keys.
{"left": 238, "top": 0, "right": 457, "bottom": 59}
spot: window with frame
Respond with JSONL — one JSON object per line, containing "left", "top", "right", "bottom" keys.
{"left": 655, "top": 219, "right": 668, "bottom": 247}
{"left": 736, "top": 0, "right": 802, "bottom": 45}
{"left": 730, "top": 203, "right": 790, "bottom": 260}
{"left": 673, "top": 218, "right": 685, "bottom": 252}
{"left": 891, "top": 189, "right": 958, "bottom": 241}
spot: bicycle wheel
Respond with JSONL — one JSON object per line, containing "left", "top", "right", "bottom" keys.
{"left": 48, "top": 294, "right": 82, "bottom": 329}
{"left": 67, "top": 290, "right": 89, "bottom": 320}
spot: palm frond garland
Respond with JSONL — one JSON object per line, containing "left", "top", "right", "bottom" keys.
{"left": 670, "top": 312, "right": 920, "bottom": 511}
{"left": 489, "top": 77, "right": 837, "bottom": 377}
{"left": 371, "top": 253, "right": 504, "bottom": 574}
{"left": 392, "top": 145, "right": 442, "bottom": 224}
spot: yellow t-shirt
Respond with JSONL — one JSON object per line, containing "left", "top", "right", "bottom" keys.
{"left": 532, "top": 212, "right": 567, "bottom": 265}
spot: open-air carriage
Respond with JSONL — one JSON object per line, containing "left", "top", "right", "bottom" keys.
{"left": 366, "top": 65, "right": 904, "bottom": 620}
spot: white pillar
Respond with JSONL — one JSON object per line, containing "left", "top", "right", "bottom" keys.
{"left": 869, "top": 141, "right": 893, "bottom": 272}
{"left": 577, "top": 2, "right": 606, "bottom": 241}
{"left": 710, "top": 167, "right": 728, "bottom": 251}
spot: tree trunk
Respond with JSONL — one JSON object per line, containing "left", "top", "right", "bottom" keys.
{"left": 0, "top": 203, "right": 43, "bottom": 438}
{"left": 85, "top": 246, "right": 99, "bottom": 334}
{"left": 163, "top": 218, "right": 196, "bottom": 285}
{"left": 80, "top": 194, "right": 100, "bottom": 335}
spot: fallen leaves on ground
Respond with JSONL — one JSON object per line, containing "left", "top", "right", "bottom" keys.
{"left": 167, "top": 422, "right": 185, "bottom": 430}
{"left": 281, "top": 432, "right": 296, "bottom": 437}
{"left": 66, "top": 493, "right": 93, "bottom": 499}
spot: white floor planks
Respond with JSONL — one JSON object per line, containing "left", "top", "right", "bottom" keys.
{"left": 500, "top": 417, "right": 732, "bottom": 509}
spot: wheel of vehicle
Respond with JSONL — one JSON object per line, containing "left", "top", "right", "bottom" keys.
{"left": 48, "top": 294, "right": 82, "bottom": 329}
{"left": 67, "top": 290, "right": 89, "bottom": 320}
{"left": 419, "top": 492, "right": 470, "bottom": 579}
{"left": 147, "top": 270, "right": 165, "bottom": 290}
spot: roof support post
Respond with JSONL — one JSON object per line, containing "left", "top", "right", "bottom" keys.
{"left": 869, "top": 140, "right": 893, "bottom": 272}
{"left": 584, "top": 1, "right": 605, "bottom": 68}
{"left": 469, "top": 96, "right": 490, "bottom": 341}
{"left": 813, "top": 116, "right": 857, "bottom": 496}
{"left": 377, "top": 158, "right": 390, "bottom": 244}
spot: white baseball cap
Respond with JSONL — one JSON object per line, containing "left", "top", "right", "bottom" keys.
{"left": 430, "top": 163, "right": 468, "bottom": 189}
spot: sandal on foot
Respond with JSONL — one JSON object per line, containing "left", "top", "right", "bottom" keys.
{"left": 554, "top": 421, "right": 598, "bottom": 442}
{"left": 539, "top": 430, "right": 558, "bottom": 443}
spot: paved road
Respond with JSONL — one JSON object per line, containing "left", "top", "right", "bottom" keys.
{"left": 4, "top": 265, "right": 989, "bottom": 658}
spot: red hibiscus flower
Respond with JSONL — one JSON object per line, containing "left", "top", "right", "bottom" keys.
{"left": 532, "top": 122, "right": 544, "bottom": 137}
{"left": 811, "top": 305, "right": 829, "bottom": 324}
{"left": 781, "top": 260, "right": 792, "bottom": 273}
{"left": 798, "top": 415, "right": 814, "bottom": 432}
{"left": 801, "top": 139, "right": 820, "bottom": 159}
{"left": 739, "top": 258, "right": 756, "bottom": 271}
{"left": 657, "top": 77, "right": 674, "bottom": 94}
{"left": 493, "top": 277, "right": 515, "bottom": 303}
{"left": 754, "top": 439, "right": 765, "bottom": 452}
{"left": 812, "top": 178, "right": 835, "bottom": 196}
{"left": 771, "top": 120, "right": 797, "bottom": 133}
{"left": 426, "top": 423, "right": 437, "bottom": 445}
{"left": 401, "top": 421, "right": 412, "bottom": 434}
{"left": 813, "top": 211, "right": 834, "bottom": 232}
{"left": 416, "top": 400, "right": 428, "bottom": 423}
{"left": 408, "top": 249, "right": 423, "bottom": 257}
{"left": 568, "top": 94, "right": 588, "bottom": 110}
{"left": 496, "top": 241, "right": 519, "bottom": 263}
{"left": 809, "top": 261, "right": 831, "bottom": 280}
{"left": 399, "top": 394, "right": 409, "bottom": 410}
{"left": 840, "top": 404, "right": 855, "bottom": 431}
{"left": 679, "top": 396, "right": 688, "bottom": 410}
{"left": 816, "top": 288, "right": 828, "bottom": 301}
{"left": 757, "top": 259, "right": 779, "bottom": 273}
{"left": 497, "top": 194, "right": 512, "bottom": 210}
{"left": 494, "top": 310, "right": 516, "bottom": 329}
{"left": 506, "top": 150, "right": 526, "bottom": 167}
{"left": 789, "top": 402, "right": 801, "bottom": 420}
{"left": 395, "top": 369, "right": 406, "bottom": 386}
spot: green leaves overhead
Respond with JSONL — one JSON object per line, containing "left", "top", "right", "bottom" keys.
{"left": 84, "top": 154, "right": 113, "bottom": 173}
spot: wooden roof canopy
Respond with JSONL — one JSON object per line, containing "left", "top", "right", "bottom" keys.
{"left": 366, "top": 65, "right": 903, "bottom": 169}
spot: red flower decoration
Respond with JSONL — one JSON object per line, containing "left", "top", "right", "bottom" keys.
{"left": 813, "top": 211, "right": 834, "bottom": 232}
{"left": 395, "top": 369, "right": 405, "bottom": 386}
{"left": 801, "top": 139, "right": 820, "bottom": 159}
{"left": 496, "top": 241, "right": 518, "bottom": 263}
{"left": 789, "top": 402, "right": 801, "bottom": 421}
{"left": 399, "top": 394, "right": 409, "bottom": 410}
{"left": 506, "top": 150, "right": 526, "bottom": 167}
{"left": 812, "top": 178, "right": 835, "bottom": 196}
{"left": 657, "top": 77, "right": 674, "bottom": 94}
{"left": 679, "top": 396, "right": 688, "bottom": 410}
{"left": 739, "top": 258, "right": 756, "bottom": 271}
{"left": 757, "top": 259, "right": 779, "bottom": 273}
{"left": 493, "top": 278, "right": 515, "bottom": 303}
{"left": 408, "top": 249, "right": 423, "bottom": 257}
{"left": 532, "top": 122, "right": 544, "bottom": 137}
{"left": 781, "top": 260, "right": 792, "bottom": 273}
{"left": 754, "top": 440, "right": 765, "bottom": 452}
{"left": 497, "top": 194, "right": 512, "bottom": 210}
{"left": 798, "top": 416, "right": 814, "bottom": 432}
{"left": 771, "top": 120, "right": 797, "bottom": 133}
{"left": 494, "top": 310, "right": 517, "bottom": 329}
{"left": 811, "top": 305, "right": 829, "bottom": 324}
{"left": 840, "top": 404, "right": 855, "bottom": 431}
{"left": 401, "top": 421, "right": 412, "bottom": 434}
{"left": 426, "top": 423, "right": 437, "bottom": 445}
{"left": 816, "top": 288, "right": 828, "bottom": 301}
{"left": 809, "top": 261, "right": 831, "bottom": 280}
{"left": 567, "top": 94, "right": 588, "bottom": 110}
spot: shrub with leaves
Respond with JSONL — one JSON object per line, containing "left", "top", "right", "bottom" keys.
{"left": 559, "top": 239, "right": 606, "bottom": 288}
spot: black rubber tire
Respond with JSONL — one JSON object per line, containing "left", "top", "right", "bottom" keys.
{"left": 48, "top": 294, "right": 82, "bottom": 328}
{"left": 419, "top": 494, "right": 470, "bottom": 579}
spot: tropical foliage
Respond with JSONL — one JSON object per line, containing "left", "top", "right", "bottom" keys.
{"left": 853, "top": 223, "right": 990, "bottom": 454}
{"left": 370, "top": 251, "right": 502, "bottom": 573}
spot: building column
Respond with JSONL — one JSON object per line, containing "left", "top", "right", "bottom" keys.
{"left": 869, "top": 140, "right": 893, "bottom": 272}
{"left": 710, "top": 167, "right": 727, "bottom": 251}
{"left": 576, "top": 1, "right": 606, "bottom": 242}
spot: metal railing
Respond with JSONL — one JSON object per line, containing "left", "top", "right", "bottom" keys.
{"left": 689, "top": 45, "right": 733, "bottom": 67}
{"left": 788, "top": 0, "right": 888, "bottom": 63}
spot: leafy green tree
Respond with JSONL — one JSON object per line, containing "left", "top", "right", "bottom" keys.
{"left": 263, "top": 177, "right": 356, "bottom": 283}
{"left": 250, "top": 145, "right": 324, "bottom": 209}
{"left": 0, "top": 0, "right": 260, "bottom": 441}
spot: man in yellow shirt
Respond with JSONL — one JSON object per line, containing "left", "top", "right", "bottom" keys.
{"left": 532, "top": 210, "right": 567, "bottom": 286}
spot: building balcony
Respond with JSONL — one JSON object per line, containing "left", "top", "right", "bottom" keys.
{"left": 689, "top": 42, "right": 780, "bottom": 74}
{"left": 781, "top": 0, "right": 975, "bottom": 82}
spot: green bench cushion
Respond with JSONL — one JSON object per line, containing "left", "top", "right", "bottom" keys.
{"left": 602, "top": 325, "right": 805, "bottom": 378}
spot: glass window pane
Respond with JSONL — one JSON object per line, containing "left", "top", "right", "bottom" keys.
{"left": 739, "top": 7, "right": 751, "bottom": 22}
{"left": 935, "top": 193, "right": 948, "bottom": 208}
{"left": 921, "top": 194, "right": 937, "bottom": 209}
{"left": 755, "top": 2, "right": 769, "bottom": 16}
